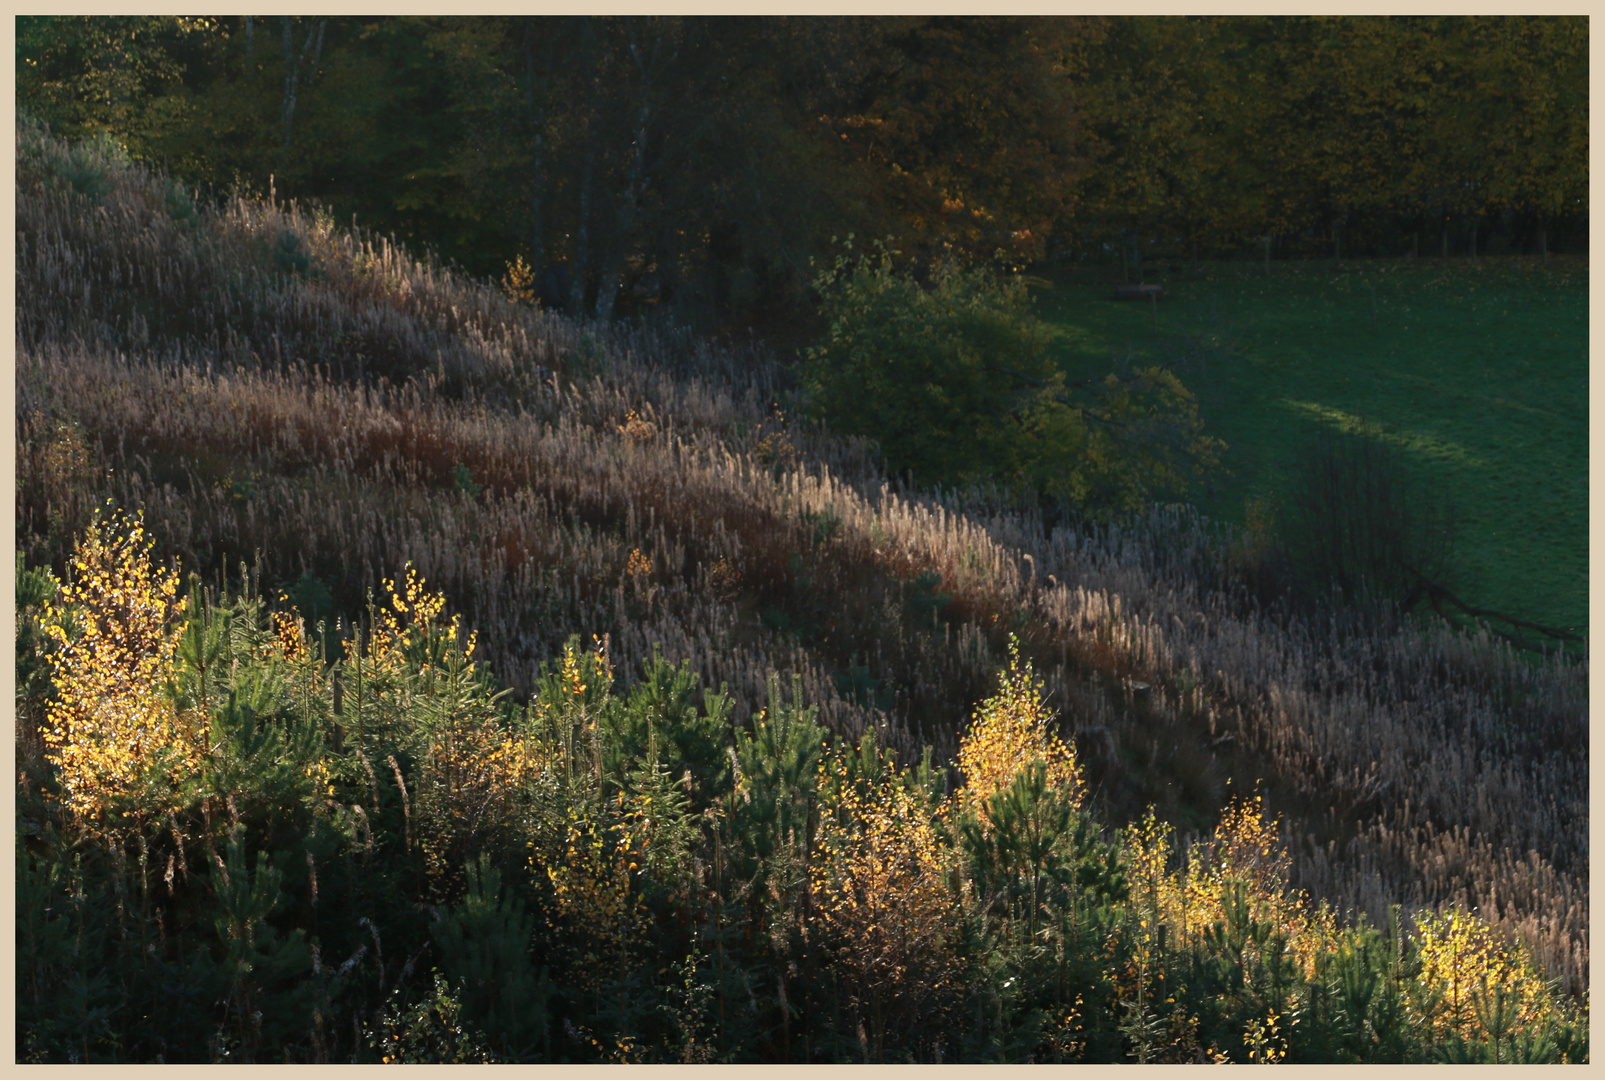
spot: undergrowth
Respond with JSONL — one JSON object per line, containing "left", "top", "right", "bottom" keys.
{"left": 14, "top": 512, "right": 1585, "bottom": 1062}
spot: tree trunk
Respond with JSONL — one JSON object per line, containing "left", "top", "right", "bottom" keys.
{"left": 571, "top": 134, "right": 595, "bottom": 315}
{"left": 1469, "top": 216, "right": 1478, "bottom": 262}
{"left": 571, "top": 142, "right": 597, "bottom": 316}
{"left": 280, "top": 18, "right": 323, "bottom": 147}
{"left": 1442, "top": 228, "right": 1448, "bottom": 259}
{"left": 1539, "top": 222, "right": 1548, "bottom": 265}
{"left": 311, "top": 20, "right": 325, "bottom": 76}
{"left": 595, "top": 26, "right": 662, "bottom": 322}
{"left": 281, "top": 19, "right": 298, "bottom": 146}
{"left": 569, "top": 19, "right": 598, "bottom": 315}
{"left": 594, "top": 93, "right": 650, "bottom": 322}
{"left": 523, "top": 20, "right": 552, "bottom": 283}
{"left": 245, "top": 15, "right": 254, "bottom": 65}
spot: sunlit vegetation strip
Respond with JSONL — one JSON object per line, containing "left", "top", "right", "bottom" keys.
{"left": 14, "top": 509, "right": 1585, "bottom": 1063}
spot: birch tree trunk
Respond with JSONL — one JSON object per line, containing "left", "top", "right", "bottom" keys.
{"left": 569, "top": 19, "right": 598, "bottom": 315}
{"left": 595, "top": 21, "right": 669, "bottom": 322}
{"left": 523, "top": 19, "right": 552, "bottom": 283}
{"left": 280, "top": 18, "right": 324, "bottom": 147}
{"left": 310, "top": 20, "right": 325, "bottom": 75}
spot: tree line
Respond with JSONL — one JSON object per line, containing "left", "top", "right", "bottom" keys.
{"left": 18, "top": 15, "right": 1588, "bottom": 326}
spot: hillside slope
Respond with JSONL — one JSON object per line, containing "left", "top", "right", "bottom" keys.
{"left": 16, "top": 117, "right": 1587, "bottom": 1011}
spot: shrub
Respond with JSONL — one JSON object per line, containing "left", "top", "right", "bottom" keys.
{"left": 270, "top": 229, "right": 316, "bottom": 278}
{"left": 801, "top": 240, "right": 1221, "bottom": 516}
{"left": 13, "top": 513, "right": 1586, "bottom": 1062}
{"left": 163, "top": 177, "right": 200, "bottom": 229}
{"left": 810, "top": 730, "right": 964, "bottom": 1060}
{"left": 366, "top": 970, "right": 501, "bottom": 1063}
{"left": 54, "top": 130, "right": 129, "bottom": 204}
{"left": 39, "top": 506, "right": 204, "bottom": 833}
{"left": 15, "top": 553, "right": 59, "bottom": 748}
{"left": 954, "top": 638, "right": 1081, "bottom": 821}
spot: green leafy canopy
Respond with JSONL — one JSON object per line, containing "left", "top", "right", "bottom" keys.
{"left": 801, "top": 239, "right": 1222, "bottom": 517}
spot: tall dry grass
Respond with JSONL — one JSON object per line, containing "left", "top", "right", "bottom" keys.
{"left": 15, "top": 119, "right": 1586, "bottom": 998}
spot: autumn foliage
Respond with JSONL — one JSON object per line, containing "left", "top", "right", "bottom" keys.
{"left": 955, "top": 639, "right": 1081, "bottom": 816}
{"left": 15, "top": 514, "right": 1586, "bottom": 1062}
{"left": 40, "top": 506, "right": 204, "bottom": 830}
{"left": 15, "top": 122, "right": 1584, "bottom": 1063}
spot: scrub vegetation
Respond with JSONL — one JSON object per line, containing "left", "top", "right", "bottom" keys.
{"left": 14, "top": 116, "right": 1586, "bottom": 1062}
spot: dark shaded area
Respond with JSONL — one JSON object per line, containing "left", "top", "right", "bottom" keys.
{"left": 17, "top": 15, "right": 1587, "bottom": 333}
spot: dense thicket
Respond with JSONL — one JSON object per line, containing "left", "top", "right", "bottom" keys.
{"left": 18, "top": 15, "right": 1587, "bottom": 328}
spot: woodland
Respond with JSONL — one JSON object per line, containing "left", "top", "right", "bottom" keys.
{"left": 13, "top": 16, "right": 1590, "bottom": 1063}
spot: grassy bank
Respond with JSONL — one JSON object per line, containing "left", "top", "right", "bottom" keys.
{"left": 1034, "top": 257, "right": 1588, "bottom": 637}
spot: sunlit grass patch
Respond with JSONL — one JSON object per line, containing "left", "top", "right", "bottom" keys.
{"left": 1276, "top": 400, "right": 1488, "bottom": 468}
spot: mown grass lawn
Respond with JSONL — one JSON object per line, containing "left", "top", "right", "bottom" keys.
{"left": 1033, "top": 255, "right": 1588, "bottom": 636}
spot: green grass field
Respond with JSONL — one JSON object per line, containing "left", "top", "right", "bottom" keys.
{"left": 1032, "top": 255, "right": 1588, "bottom": 636}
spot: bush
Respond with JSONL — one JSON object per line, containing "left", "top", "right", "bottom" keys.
{"left": 57, "top": 131, "right": 130, "bottom": 204}
{"left": 800, "top": 240, "right": 1221, "bottom": 517}
{"left": 270, "top": 229, "right": 316, "bottom": 278}
{"left": 163, "top": 178, "right": 200, "bottom": 229}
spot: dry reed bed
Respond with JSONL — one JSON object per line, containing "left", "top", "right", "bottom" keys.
{"left": 16, "top": 342, "right": 1011, "bottom": 742}
{"left": 17, "top": 115, "right": 811, "bottom": 435}
{"left": 18, "top": 117, "right": 552, "bottom": 388}
{"left": 15, "top": 123, "right": 1586, "bottom": 996}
